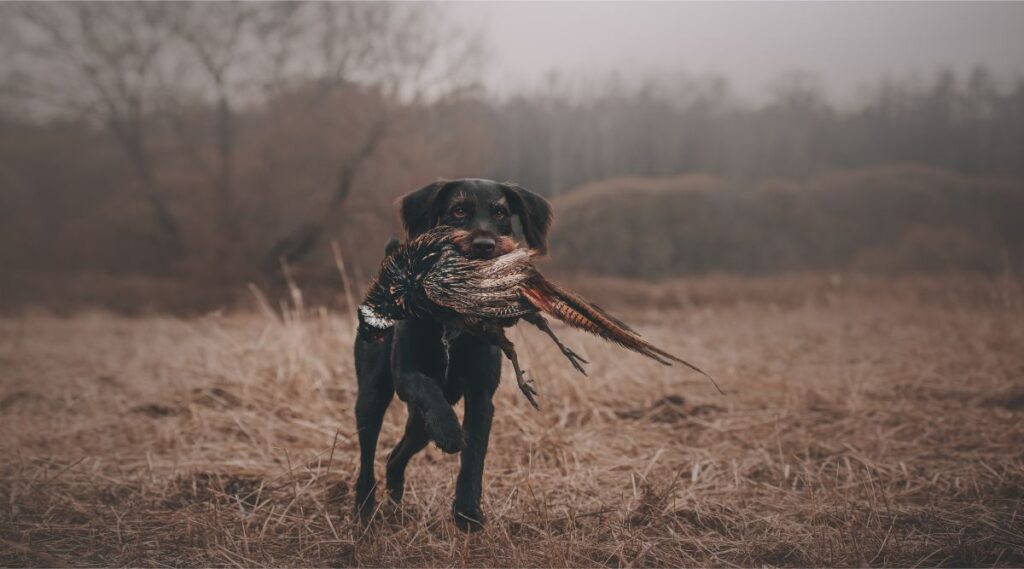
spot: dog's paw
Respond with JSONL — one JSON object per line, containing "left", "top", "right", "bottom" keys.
{"left": 354, "top": 493, "right": 377, "bottom": 527}
{"left": 426, "top": 408, "right": 464, "bottom": 454}
{"left": 385, "top": 475, "right": 405, "bottom": 504}
{"left": 453, "top": 506, "right": 485, "bottom": 532}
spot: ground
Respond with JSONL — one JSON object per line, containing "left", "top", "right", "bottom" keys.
{"left": 1, "top": 275, "right": 1022, "bottom": 567}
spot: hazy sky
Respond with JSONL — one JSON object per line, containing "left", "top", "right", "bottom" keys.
{"left": 451, "top": 2, "right": 1024, "bottom": 103}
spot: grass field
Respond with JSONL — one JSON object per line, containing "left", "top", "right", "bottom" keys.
{"left": 2, "top": 275, "right": 1023, "bottom": 566}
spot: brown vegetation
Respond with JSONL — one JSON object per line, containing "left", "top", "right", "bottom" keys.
{"left": 551, "top": 165, "right": 1024, "bottom": 277}
{"left": 4, "top": 164, "right": 1022, "bottom": 316}
{"left": 2, "top": 275, "right": 1022, "bottom": 566}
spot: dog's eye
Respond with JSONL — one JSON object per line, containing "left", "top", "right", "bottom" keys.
{"left": 493, "top": 206, "right": 508, "bottom": 219}
{"left": 451, "top": 206, "right": 467, "bottom": 218}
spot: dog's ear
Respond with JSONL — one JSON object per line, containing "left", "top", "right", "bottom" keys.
{"left": 502, "top": 183, "right": 553, "bottom": 255}
{"left": 384, "top": 236, "right": 400, "bottom": 255}
{"left": 396, "top": 180, "right": 453, "bottom": 238}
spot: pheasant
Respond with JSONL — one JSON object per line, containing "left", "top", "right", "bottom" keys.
{"left": 358, "top": 226, "right": 720, "bottom": 408}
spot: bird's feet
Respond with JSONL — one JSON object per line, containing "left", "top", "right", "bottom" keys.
{"left": 557, "top": 343, "right": 589, "bottom": 376}
{"left": 515, "top": 369, "right": 540, "bottom": 409}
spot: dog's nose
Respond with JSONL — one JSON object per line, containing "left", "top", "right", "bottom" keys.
{"left": 471, "top": 237, "right": 496, "bottom": 256}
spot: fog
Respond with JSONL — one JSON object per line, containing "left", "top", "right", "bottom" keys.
{"left": 454, "top": 2, "right": 1024, "bottom": 103}
{"left": 1, "top": 2, "right": 1022, "bottom": 313}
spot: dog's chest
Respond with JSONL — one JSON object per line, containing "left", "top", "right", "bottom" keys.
{"left": 440, "top": 324, "right": 466, "bottom": 382}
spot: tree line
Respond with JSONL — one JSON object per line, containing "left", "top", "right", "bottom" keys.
{"left": 479, "top": 69, "right": 1024, "bottom": 195}
{"left": 1, "top": 3, "right": 1022, "bottom": 311}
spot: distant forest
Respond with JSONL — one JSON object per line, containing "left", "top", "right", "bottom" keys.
{"left": 482, "top": 68, "right": 1024, "bottom": 193}
{"left": 1, "top": 3, "right": 1022, "bottom": 311}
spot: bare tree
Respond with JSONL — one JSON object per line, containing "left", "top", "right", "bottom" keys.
{"left": 262, "top": 2, "right": 483, "bottom": 269}
{"left": 161, "top": 3, "right": 262, "bottom": 252}
{"left": 3, "top": 2, "right": 185, "bottom": 254}
{"left": 2, "top": 1, "right": 482, "bottom": 277}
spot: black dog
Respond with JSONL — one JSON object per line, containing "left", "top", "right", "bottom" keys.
{"left": 353, "top": 178, "right": 552, "bottom": 531}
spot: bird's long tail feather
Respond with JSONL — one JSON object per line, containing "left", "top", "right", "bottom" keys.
{"left": 522, "top": 277, "right": 724, "bottom": 394}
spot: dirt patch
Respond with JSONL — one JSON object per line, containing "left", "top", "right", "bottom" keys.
{"left": 190, "top": 386, "right": 243, "bottom": 409}
{"left": 130, "top": 402, "right": 185, "bottom": 417}
{"left": 616, "top": 395, "right": 722, "bottom": 423}
{"left": 980, "top": 384, "right": 1024, "bottom": 411}
{"left": 0, "top": 390, "right": 46, "bottom": 411}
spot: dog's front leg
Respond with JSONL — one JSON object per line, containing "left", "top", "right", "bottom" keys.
{"left": 392, "top": 321, "right": 465, "bottom": 454}
{"left": 395, "top": 371, "right": 464, "bottom": 454}
{"left": 450, "top": 339, "right": 501, "bottom": 532}
{"left": 453, "top": 383, "right": 495, "bottom": 532}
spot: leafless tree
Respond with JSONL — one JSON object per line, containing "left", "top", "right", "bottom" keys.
{"left": 3, "top": 2, "right": 185, "bottom": 254}
{"left": 2, "top": 1, "right": 482, "bottom": 271}
{"left": 168, "top": 4, "right": 252, "bottom": 243}
{"left": 259, "top": 2, "right": 483, "bottom": 269}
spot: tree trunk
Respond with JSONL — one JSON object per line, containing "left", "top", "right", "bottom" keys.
{"left": 215, "top": 88, "right": 235, "bottom": 240}
{"left": 264, "top": 116, "right": 388, "bottom": 272}
{"left": 117, "top": 126, "right": 185, "bottom": 257}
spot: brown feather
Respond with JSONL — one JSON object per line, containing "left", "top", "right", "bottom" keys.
{"left": 522, "top": 275, "right": 724, "bottom": 394}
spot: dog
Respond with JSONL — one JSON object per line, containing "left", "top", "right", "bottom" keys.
{"left": 353, "top": 178, "right": 552, "bottom": 531}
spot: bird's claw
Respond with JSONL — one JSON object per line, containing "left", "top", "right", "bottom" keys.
{"left": 516, "top": 371, "right": 540, "bottom": 410}
{"left": 559, "top": 346, "right": 589, "bottom": 376}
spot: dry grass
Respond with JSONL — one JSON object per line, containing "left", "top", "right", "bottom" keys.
{"left": 2, "top": 275, "right": 1023, "bottom": 567}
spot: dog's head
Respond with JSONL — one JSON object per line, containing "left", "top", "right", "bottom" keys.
{"left": 397, "top": 178, "right": 553, "bottom": 259}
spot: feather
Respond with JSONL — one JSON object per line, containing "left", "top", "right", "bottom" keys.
{"left": 358, "top": 226, "right": 721, "bottom": 395}
{"left": 519, "top": 278, "right": 723, "bottom": 393}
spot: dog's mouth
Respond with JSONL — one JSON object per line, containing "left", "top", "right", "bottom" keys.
{"left": 450, "top": 230, "right": 518, "bottom": 260}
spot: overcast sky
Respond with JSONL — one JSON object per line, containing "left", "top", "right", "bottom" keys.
{"left": 450, "top": 2, "right": 1024, "bottom": 103}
